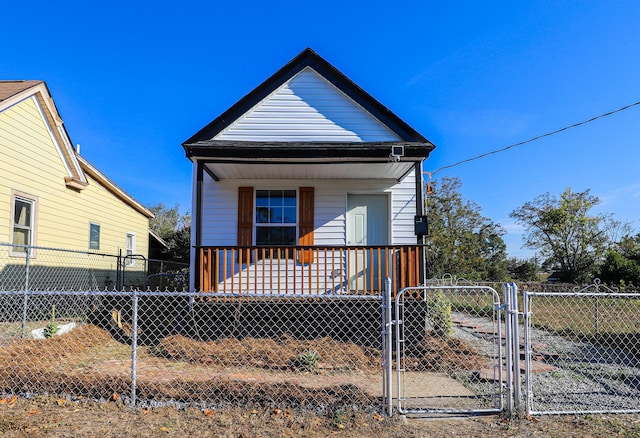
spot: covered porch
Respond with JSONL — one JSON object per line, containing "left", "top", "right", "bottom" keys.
{"left": 197, "top": 245, "right": 423, "bottom": 297}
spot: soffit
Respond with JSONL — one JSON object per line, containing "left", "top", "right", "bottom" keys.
{"left": 203, "top": 160, "right": 416, "bottom": 181}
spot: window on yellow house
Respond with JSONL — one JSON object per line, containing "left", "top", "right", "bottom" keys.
{"left": 89, "top": 223, "right": 100, "bottom": 250}
{"left": 125, "top": 232, "right": 136, "bottom": 266}
{"left": 11, "top": 195, "right": 36, "bottom": 255}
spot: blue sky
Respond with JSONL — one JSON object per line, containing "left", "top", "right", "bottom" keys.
{"left": 2, "top": 1, "right": 639, "bottom": 259}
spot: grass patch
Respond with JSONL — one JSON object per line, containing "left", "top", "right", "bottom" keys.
{"left": 530, "top": 295, "right": 640, "bottom": 337}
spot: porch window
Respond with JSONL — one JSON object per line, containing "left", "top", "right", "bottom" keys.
{"left": 237, "top": 186, "right": 314, "bottom": 263}
{"left": 255, "top": 190, "right": 297, "bottom": 246}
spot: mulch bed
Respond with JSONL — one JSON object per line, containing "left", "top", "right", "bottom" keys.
{"left": 403, "top": 333, "right": 490, "bottom": 372}
{"left": 0, "top": 324, "right": 489, "bottom": 410}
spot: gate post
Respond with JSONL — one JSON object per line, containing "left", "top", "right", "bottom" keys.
{"left": 504, "top": 282, "right": 522, "bottom": 415}
{"left": 504, "top": 283, "right": 514, "bottom": 415}
{"left": 131, "top": 289, "right": 138, "bottom": 406}
{"left": 382, "top": 277, "right": 393, "bottom": 416}
{"left": 510, "top": 283, "right": 522, "bottom": 412}
{"left": 522, "top": 287, "right": 532, "bottom": 416}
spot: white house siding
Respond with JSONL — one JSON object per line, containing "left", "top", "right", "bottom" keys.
{"left": 199, "top": 174, "right": 238, "bottom": 246}
{"left": 198, "top": 168, "right": 418, "bottom": 247}
{"left": 214, "top": 68, "right": 402, "bottom": 143}
{"left": 389, "top": 169, "right": 420, "bottom": 244}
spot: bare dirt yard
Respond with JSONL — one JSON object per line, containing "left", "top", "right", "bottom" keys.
{"left": 2, "top": 394, "right": 640, "bottom": 437}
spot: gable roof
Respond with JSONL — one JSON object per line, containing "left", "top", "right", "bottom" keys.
{"left": 183, "top": 48, "right": 435, "bottom": 151}
{"left": 0, "top": 80, "right": 42, "bottom": 101}
{"left": 0, "top": 80, "right": 153, "bottom": 218}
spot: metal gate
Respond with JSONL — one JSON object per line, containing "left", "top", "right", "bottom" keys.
{"left": 390, "top": 284, "right": 509, "bottom": 416}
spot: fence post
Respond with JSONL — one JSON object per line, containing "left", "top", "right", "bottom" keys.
{"left": 21, "top": 247, "right": 31, "bottom": 338}
{"left": 130, "top": 289, "right": 138, "bottom": 406}
{"left": 382, "top": 277, "right": 393, "bottom": 416}
{"left": 504, "top": 283, "right": 513, "bottom": 415}
{"left": 522, "top": 287, "right": 532, "bottom": 416}
{"left": 510, "top": 282, "right": 522, "bottom": 412}
{"left": 116, "top": 249, "right": 123, "bottom": 291}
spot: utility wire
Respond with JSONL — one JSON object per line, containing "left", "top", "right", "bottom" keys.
{"left": 430, "top": 100, "right": 640, "bottom": 177}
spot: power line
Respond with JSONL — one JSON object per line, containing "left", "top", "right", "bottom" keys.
{"left": 430, "top": 100, "right": 640, "bottom": 176}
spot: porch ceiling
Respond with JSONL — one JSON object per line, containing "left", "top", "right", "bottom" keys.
{"left": 203, "top": 160, "right": 418, "bottom": 180}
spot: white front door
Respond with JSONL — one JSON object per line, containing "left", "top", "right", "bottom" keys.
{"left": 346, "top": 194, "right": 389, "bottom": 291}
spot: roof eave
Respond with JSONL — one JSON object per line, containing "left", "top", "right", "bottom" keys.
{"left": 77, "top": 155, "right": 154, "bottom": 218}
{"left": 183, "top": 141, "right": 435, "bottom": 161}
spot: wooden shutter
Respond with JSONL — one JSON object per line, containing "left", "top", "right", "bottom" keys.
{"left": 238, "top": 186, "right": 253, "bottom": 246}
{"left": 298, "top": 187, "right": 314, "bottom": 264}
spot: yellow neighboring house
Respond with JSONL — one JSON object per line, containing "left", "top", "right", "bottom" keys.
{"left": 0, "top": 80, "right": 153, "bottom": 290}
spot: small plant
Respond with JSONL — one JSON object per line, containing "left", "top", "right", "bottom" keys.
{"left": 294, "top": 349, "right": 321, "bottom": 373}
{"left": 43, "top": 305, "right": 60, "bottom": 339}
{"left": 428, "top": 291, "right": 454, "bottom": 339}
{"left": 333, "top": 407, "right": 347, "bottom": 428}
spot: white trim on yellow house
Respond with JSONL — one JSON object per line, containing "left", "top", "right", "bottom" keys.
{"left": 8, "top": 189, "right": 39, "bottom": 257}
{"left": 77, "top": 155, "right": 153, "bottom": 218}
{"left": 0, "top": 81, "right": 87, "bottom": 188}
{"left": 1, "top": 80, "right": 153, "bottom": 261}
{"left": 0, "top": 81, "right": 153, "bottom": 220}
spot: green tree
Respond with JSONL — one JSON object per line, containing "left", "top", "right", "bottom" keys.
{"left": 506, "top": 257, "right": 538, "bottom": 281}
{"left": 509, "top": 188, "right": 609, "bottom": 283}
{"left": 599, "top": 233, "right": 640, "bottom": 286}
{"left": 148, "top": 203, "right": 191, "bottom": 263}
{"left": 425, "top": 177, "right": 507, "bottom": 281}
{"left": 599, "top": 250, "right": 640, "bottom": 286}
{"left": 615, "top": 233, "right": 640, "bottom": 263}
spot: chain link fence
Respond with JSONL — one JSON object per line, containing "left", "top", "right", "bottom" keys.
{"left": 0, "top": 290, "right": 385, "bottom": 414}
{"left": 0, "top": 242, "right": 147, "bottom": 291}
{"left": 2, "top": 275, "right": 639, "bottom": 418}
{"left": 522, "top": 282, "right": 640, "bottom": 415}
{"left": 0, "top": 243, "right": 187, "bottom": 292}
{"left": 146, "top": 259, "right": 189, "bottom": 291}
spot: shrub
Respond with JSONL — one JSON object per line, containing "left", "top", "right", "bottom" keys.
{"left": 428, "top": 291, "right": 454, "bottom": 339}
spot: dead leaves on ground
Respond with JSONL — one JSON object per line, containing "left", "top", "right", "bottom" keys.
{"left": 0, "top": 394, "right": 19, "bottom": 406}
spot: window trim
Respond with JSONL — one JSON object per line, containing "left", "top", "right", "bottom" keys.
{"left": 10, "top": 191, "right": 38, "bottom": 257}
{"left": 125, "top": 232, "right": 136, "bottom": 266}
{"left": 254, "top": 188, "right": 298, "bottom": 247}
{"left": 89, "top": 222, "right": 100, "bottom": 250}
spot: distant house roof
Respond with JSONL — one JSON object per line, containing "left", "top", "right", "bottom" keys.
{"left": 183, "top": 48, "right": 435, "bottom": 159}
{"left": 0, "top": 80, "right": 43, "bottom": 101}
{"left": 0, "top": 80, "right": 153, "bottom": 219}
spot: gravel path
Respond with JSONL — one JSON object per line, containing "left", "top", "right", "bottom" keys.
{"left": 449, "top": 311, "right": 640, "bottom": 414}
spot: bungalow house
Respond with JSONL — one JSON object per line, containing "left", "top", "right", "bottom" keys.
{"left": 0, "top": 80, "right": 153, "bottom": 290}
{"left": 183, "top": 49, "right": 435, "bottom": 295}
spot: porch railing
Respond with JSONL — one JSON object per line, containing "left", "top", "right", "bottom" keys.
{"left": 197, "top": 245, "right": 422, "bottom": 297}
